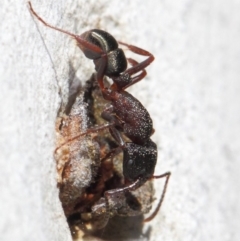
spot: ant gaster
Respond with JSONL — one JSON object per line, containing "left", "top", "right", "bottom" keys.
{"left": 29, "top": 2, "right": 171, "bottom": 229}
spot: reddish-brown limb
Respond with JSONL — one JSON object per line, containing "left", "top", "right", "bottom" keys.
{"left": 123, "top": 58, "right": 147, "bottom": 89}
{"left": 54, "top": 122, "right": 114, "bottom": 154}
{"left": 118, "top": 41, "right": 155, "bottom": 76}
{"left": 28, "top": 2, "right": 103, "bottom": 55}
{"left": 144, "top": 172, "right": 171, "bottom": 222}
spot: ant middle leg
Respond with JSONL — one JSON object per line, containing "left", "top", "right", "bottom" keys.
{"left": 110, "top": 57, "right": 148, "bottom": 91}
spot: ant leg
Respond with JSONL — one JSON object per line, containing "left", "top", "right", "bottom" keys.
{"left": 28, "top": 2, "right": 108, "bottom": 90}
{"left": 28, "top": 2, "right": 103, "bottom": 56}
{"left": 118, "top": 41, "right": 154, "bottom": 76}
{"left": 54, "top": 122, "right": 114, "bottom": 154}
{"left": 123, "top": 58, "right": 147, "bottom": 90}
{"left": 108, "top": 127, "right": 125, "bottom": 147}
{"left": 101, "top": 106, "right": 126, "bottom": 147}
{"left": 106, "top": 177, "right": 145, "bottom": 196}
{"left": 29, "top": 2, "right": 108, "bottom": 89}
{"left": 101, "top": 106, "right": 123, "bottom": 127}
{"left": 144, "top": 172, "right": 171, "bottom": 222}
{"left": 100, "top": 177, "right": 145, "bottom": 227}
{"left": 73, "top": 147, "right": 122, "bottom": 230}
{"left": 55, "top": 104, "right": 123, "bottom": 153}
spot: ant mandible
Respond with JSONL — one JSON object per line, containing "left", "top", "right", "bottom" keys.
{"left": 29, "top": 2, "right": 171, "bottom": 228}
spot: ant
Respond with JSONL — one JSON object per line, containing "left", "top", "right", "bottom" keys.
{"left": 29, "top": 2, "right": 171, "bottom": 229}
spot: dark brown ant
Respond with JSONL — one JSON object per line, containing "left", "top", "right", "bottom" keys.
{"left": 29, "top": 2, "right": 171, "bottom": 229}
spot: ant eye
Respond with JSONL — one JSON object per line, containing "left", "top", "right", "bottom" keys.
{"left": 127, "top": 158, "right": 134, "bottom": 168}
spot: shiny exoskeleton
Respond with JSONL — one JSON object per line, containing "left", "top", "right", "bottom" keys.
{"left": 29, "top": 2, "right": 171, "bottom": 230}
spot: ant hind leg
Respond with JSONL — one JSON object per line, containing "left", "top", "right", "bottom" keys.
{"left": 144, "top": 172, "right": 171, "bottom": 222}
{"left": 54, "top": 122, "right": 115, "bottom": 154}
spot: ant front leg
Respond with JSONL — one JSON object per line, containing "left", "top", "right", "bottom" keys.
{"left": 54, "top": 122, "right": 115, "bottom": 154}
{"left": 94, "top": 54, "right": 108, "bottom": 91}
{"left": 101, "top": 104, "right": 124, "bottom": 127}
{"left": 119, "top": 41, "right": 154, "bottom": 77}
{"left": 28, "top": 2, "right": 107, "bottom": 90}
{"left": 110, "top": 57, "right": 148, "bottom": 91}
{"left": 123, "top": 58, "right": 147, "bottom": 90}
{"left": 28, "top": 2, "right": 103, "bottom": 56}
{"left": 144, "top": 172, "right": 171, "bottom": 222}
